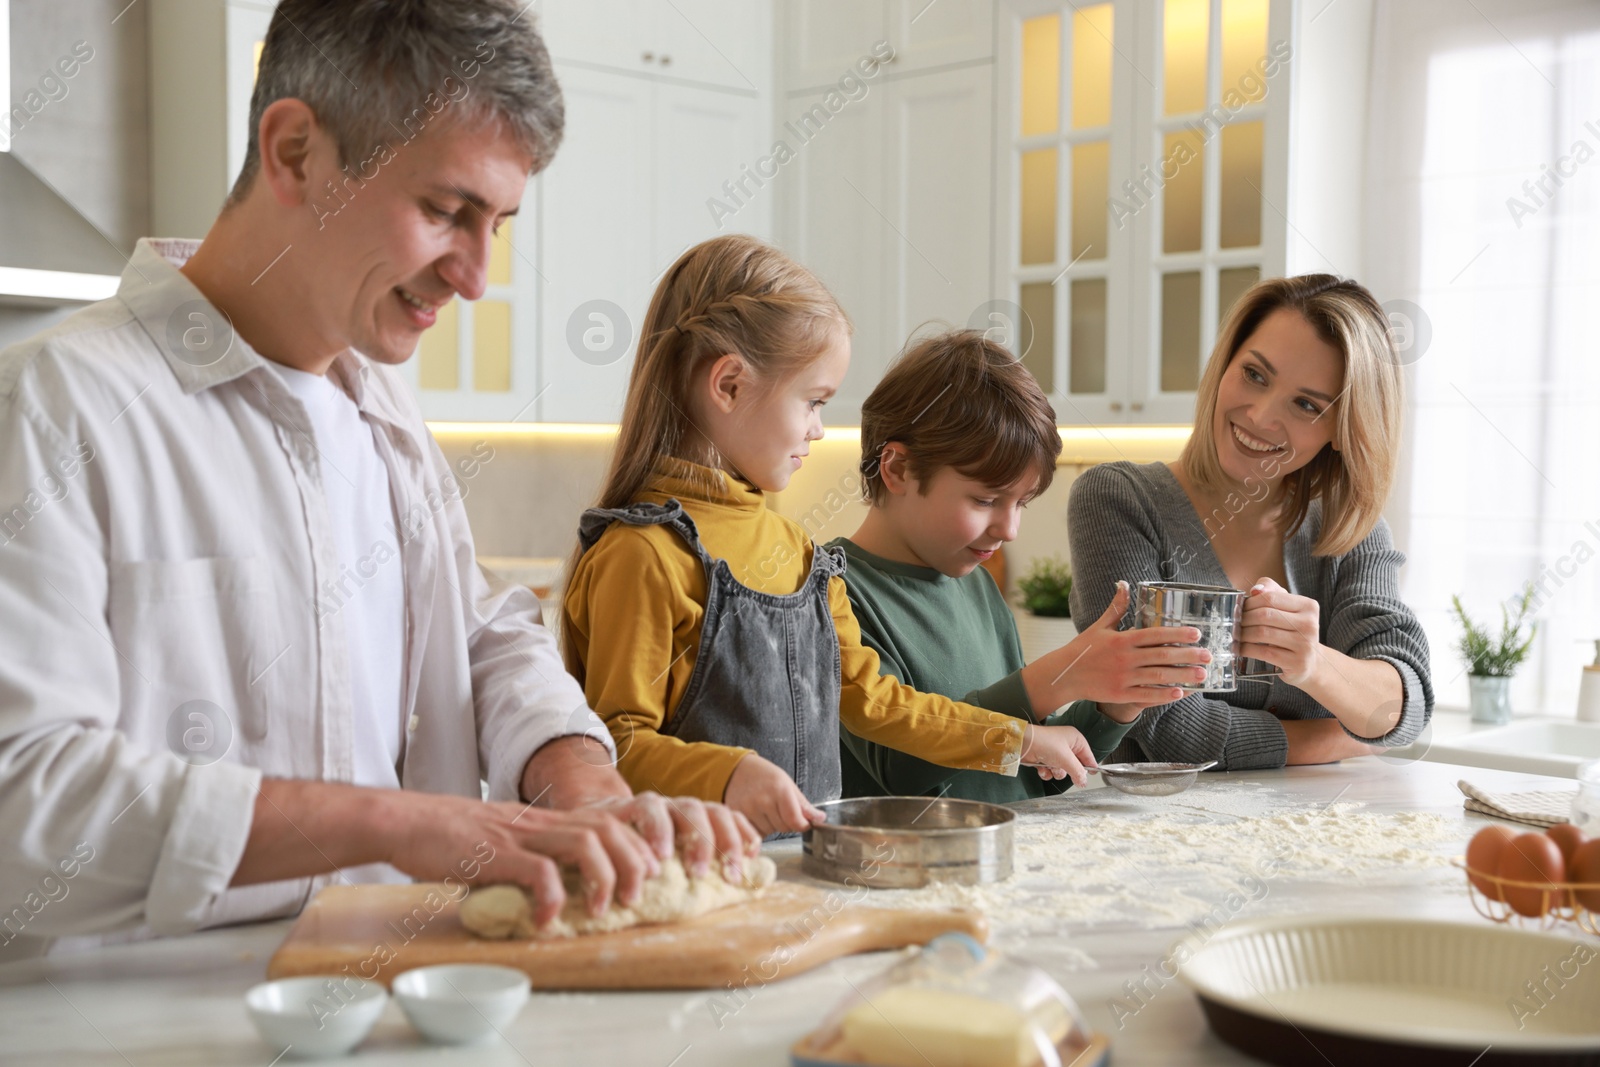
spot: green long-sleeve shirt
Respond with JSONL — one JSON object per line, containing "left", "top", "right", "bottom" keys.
{"left": 828, "top": 537, "right": 1135, "bottom": 802}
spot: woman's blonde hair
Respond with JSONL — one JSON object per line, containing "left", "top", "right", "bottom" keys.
{"left": 1179, "top": 273, "right": 1403, "bottom": 557}
{"left": 563, "top": 234, "right": 847, "bottom": 661}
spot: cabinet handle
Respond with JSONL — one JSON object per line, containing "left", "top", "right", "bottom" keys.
{"left": 1110, "top": 402, "right": 1124, "bottom": 412}
{"left": 1131, "top": 402, "right": 1144, "bottom": 412}
{"left": 659, "top": 54, "right": 671, "bottom": 66}
{"left": 642, "top": 51, "right": 654, "bottom": 62}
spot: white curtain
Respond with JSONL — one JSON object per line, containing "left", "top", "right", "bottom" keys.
{"left": 1365, "top": 0, "right": 1600, "bottom": 718}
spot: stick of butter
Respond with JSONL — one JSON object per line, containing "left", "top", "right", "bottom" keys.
{"left": 840, "top": 986, "right": 1067, "bottom": 1067}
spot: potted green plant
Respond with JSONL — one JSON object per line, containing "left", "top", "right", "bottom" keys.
{"left": 1451, "top": 583, "right": 1537, "bottom": 724}
{"left": 1015, "top": 555, "right": 1076, "bottom": 664}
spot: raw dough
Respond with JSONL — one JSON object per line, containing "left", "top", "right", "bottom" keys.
{"left": 459, "top": 854, "right": 777, "bottom": 939}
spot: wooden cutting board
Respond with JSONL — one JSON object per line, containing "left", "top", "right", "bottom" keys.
{"left": 267, "top": 881, "right": 987, "bottom": 990}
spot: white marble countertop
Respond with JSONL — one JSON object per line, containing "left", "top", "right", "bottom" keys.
{"left": 0, "top": 758, "right": 1583, "bottom": 1067}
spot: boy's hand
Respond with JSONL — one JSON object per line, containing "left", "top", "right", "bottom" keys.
{"left": 1022, "top": 581, "right": 1209, "bottom": 715}
{"left": 724, "top": 753, "right": 827, "bottom": 838}
{"left": 1096, "top": 700, "right": 1152, "bottom": 724}
{"left": 1019, "top": 724, "right": 1097, "bottom": 787}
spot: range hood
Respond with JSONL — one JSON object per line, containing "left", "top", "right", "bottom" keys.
{"left": 0, "top": 153, "right": 126, "bottom": 305}
{"left": 0, "top": 0, "right": 124, "bottom": 307}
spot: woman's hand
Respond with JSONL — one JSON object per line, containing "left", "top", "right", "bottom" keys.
{"left": 1281, "top": 718, "right": 1384, "bottom": 765}
{"left": 1020, "top": 724, "right": 1097, "bottom": 787}
{"left": 723, "top": 753, "right": 826, "bottom": 838}
{"left": 1238, "top": 577, "right": 1322, "bottom": 687}
{"left": 1022, "top": 581, "right": 1209, "bottom": 714}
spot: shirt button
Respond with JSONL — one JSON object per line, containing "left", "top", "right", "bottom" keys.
{"left": 408, "top": 714, "right": 420, "bottom": 733}
{"left": 1268, "top": 706, "right": 1278, "bottom": 713}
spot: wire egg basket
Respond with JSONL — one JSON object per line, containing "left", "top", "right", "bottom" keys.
{"left": 1452, "top": 857, "right": 1600, "bottom": 937}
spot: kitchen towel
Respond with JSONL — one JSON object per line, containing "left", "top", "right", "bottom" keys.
{"left": 1457, "top": 779, "right": 1576, "bottom": 828}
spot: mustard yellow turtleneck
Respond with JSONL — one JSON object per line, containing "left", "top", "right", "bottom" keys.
{"left": 562, "top": 457, "right": 1025, "bottom": 802}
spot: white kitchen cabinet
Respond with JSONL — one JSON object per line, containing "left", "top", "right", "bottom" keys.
{"left": 531, "top": 70, "right": 770, "bottom": 425}
{"left": 520, "top": 9, "right": 772, "bottom": 425}
{"left": 778, "top": 78, "right": 889, "bottom": 423}
{"left": 529, "top": 65, "right": 655, "bottom": 426}
{"left": 885, "top": 65, "right": 994, "bottom": 358}
{"left": 781, "top": 0, "right": 994, "bottom": 90}
{"left": 886, "top": 0, "right": 997, "bottom": 73}
{"left": 416, "top": 2, "right": 773, "bottom": 423}
{"left": 995, "top": 0, "right": 1313, "bottom": 426}
{"left": 536, "top": 0, "right": 768, "bottom": 93}
{"left": 534, "top": 0, "right": 646, "bottom": 73}
{"left": 783, "top": 0, "right": 894, "bottom": 90}
{"left": 774, "top": 8, "right": 996, "bottom": 425}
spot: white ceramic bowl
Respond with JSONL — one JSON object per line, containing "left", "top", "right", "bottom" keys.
{"left": 392, "top": 964, "right": 531, "bottom": 1045}
{"left": 244, "top": 975, "right": 387, "bottom": 1058}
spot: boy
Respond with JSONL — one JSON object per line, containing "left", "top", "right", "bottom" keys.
{"left": 830, "top": 330, "right": 1205, "bottom": 801}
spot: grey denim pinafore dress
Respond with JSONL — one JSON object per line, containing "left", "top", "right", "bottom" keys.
{"left": 577, "top": 499, "right": 846, "bottom": 806}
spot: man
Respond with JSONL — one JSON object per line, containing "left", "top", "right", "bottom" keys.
{"left": 0, "top": 0, "right": 755, "bottom": 957}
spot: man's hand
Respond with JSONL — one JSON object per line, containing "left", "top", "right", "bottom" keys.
{"left": 1022, "top": 581, "right": 1208, "bottom": 715}
{"left": 519, "top": 732, "right": 633, "bottom": 810}
{"left": 381, "top": 792, "right": 662, "bottom": 928}
{"left": 232, "top": 780, "right": 663, "bottom": 931}
{"left": 521, "top": 735, "right": 763, "bottom": 876}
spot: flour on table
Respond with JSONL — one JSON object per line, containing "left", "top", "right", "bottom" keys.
{"left": 840, "top": 783, "right": 1459, "bottom": 939}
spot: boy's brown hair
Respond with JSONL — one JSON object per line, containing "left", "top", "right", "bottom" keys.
{"left": 859, "top": 329, "right": 1061, "bottom": 506}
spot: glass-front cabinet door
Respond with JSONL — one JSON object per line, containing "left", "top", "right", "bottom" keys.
{"left": 999, "top": 0, "right": 1290, "bottom": 425}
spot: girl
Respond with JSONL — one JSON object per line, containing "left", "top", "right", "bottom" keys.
{"left": 1067, "top": 274, "right": 1434, "bottom": 770}
{"left": 562, "top": 235, "right": 1097, "bottom": 837}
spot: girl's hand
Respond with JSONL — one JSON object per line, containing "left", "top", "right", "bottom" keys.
{"left": 723, "top": 753, "right": 826, "bottom": 838}
{"left": 1023, "top": 581, "right": 1207, "bottom": 713}
{"left": 1239, "top": 577, "right": 1322, "bottom": 687}
{"left": 1020, "top": 724, "right": 1097, "bottom": 788}
{"left": 580, "top": 792, "right": 761, "bottom": 880}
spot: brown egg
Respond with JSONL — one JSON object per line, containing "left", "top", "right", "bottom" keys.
{"left": 1547, "top": 823, "right": 1586, "bottom": 862}
{"left": 1466, "top": 825, "right": 1517, "bottom": 901}
{"left": 1546, "top": 824, "right": 1586, "bottom": 907}
{"left": 1497, "top": 833, "right": 1566, "bottom": 918}
{"left": 1571, "top": 839, "right": 1600, "bottom": 914}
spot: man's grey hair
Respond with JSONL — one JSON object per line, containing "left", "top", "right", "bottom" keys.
{"left": 227, "top": 0, "right": 564, "bottom": 205}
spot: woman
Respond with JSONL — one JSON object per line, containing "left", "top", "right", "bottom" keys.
{"left": 1067, "top": 274, "right": 1433, "bottom": 769}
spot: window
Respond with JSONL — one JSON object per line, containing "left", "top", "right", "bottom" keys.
{"left": 1001, "top": 0, "right": 1285, "bottom": 423}
{"left": 1013, "top": 4, "right": 1117, "bottom": 406}
{"left": 1368, "top": 0, "right": 1600, "bottom": 717}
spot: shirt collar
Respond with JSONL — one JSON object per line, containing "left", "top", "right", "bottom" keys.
{"left": 834, "top": 536, "right": 950, "bottom": 583}
{"left": 648, "top": 455, "right": 765, "bottom": 512}
{"left": 118, "top": 238, "right": 269, "bottom": 396}
{"left": 118, "top": 237, "right": 412, "bottom": 432}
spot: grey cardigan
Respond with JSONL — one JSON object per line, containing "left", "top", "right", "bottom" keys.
{"left": 1066, "top": 461, "right": 1433, "bottom": 770}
